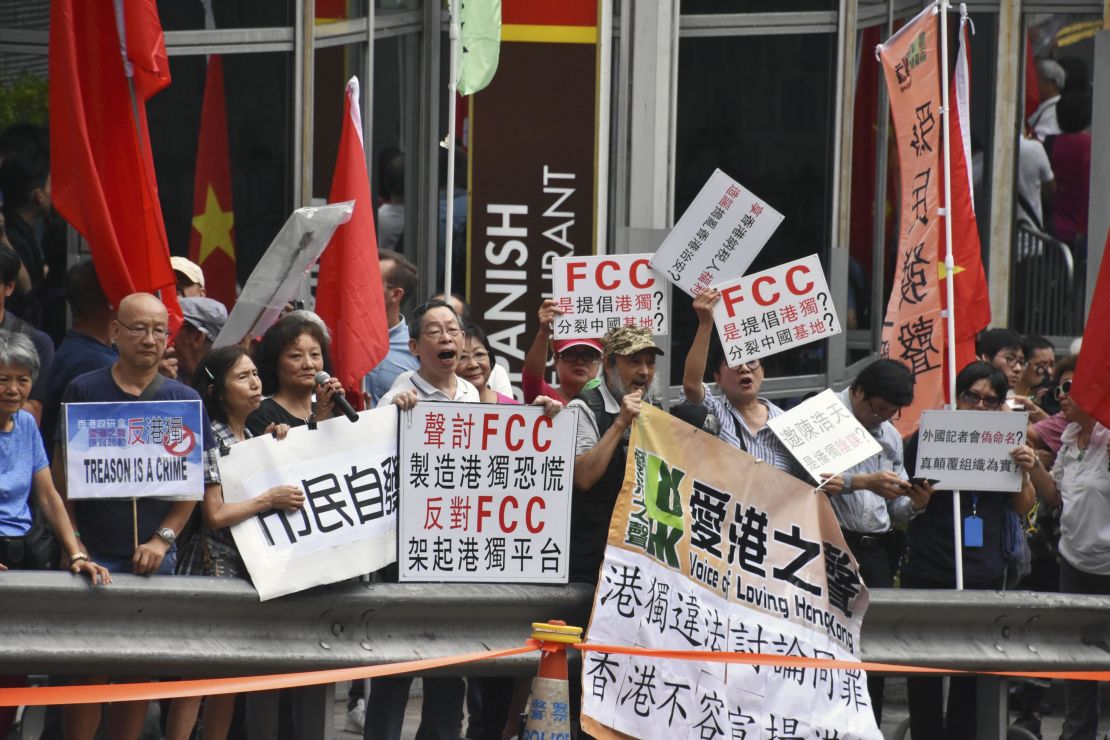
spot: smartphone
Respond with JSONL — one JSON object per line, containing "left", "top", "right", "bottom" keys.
{"left": 910, "top": 476, "right": 940, "bottom": 487}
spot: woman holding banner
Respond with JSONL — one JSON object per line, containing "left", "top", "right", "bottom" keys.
{"left": 1028, "top": 355, "right": 1110, "bottom": 740}
{"left": 901, "top": 361, "right": 1036, "bottom": 739}
{"left": 166, "top": 345, "right": 302, "bottom": 740}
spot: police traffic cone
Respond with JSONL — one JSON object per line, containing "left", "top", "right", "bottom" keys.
{"left": 520, "top": 620, "right": 582, "bottom": 740}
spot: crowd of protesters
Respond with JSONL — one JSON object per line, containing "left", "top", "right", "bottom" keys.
{"left": 0, "top": 127, "right": 1106, "bottom": 739}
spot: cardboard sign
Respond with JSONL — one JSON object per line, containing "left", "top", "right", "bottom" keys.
{"left": 712, "top": 254, "right": 841, "bottom": 367}
{"left": 397, "top": 402, "right": 576, "bottom": 583}
{"left": 551, "top": 253, "right": 668, "bottom": 338}
{"left": 64, "top": 400, "right": 205, "bottom": 501}
{"left": 916, "top": 410, "right": 1029, "bottom": 492}
{"left": 581, "top": 406, "right": 880, "bottom": 740}
{"left": 650, "top": 169, "right": 783, "bottom": 297}
{"left": 217, "top": 408, "right": 398, "bottom": 600}
{"left": 767, "top": 390, "right": 883, "bottom": 484}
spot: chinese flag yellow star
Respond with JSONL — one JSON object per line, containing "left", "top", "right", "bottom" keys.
{"left": 191, "top": 184, "right": 235, "bottom": 264}
{"left": 937, "top": 261, "right": 965, "bottom": 280}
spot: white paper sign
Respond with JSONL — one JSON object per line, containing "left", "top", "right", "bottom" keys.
{"left": 397, "top": 402, "right": 576, "bottom": 583}
{"left": 767, "top": 390, "right": 883, "bottom": 483}
{"left": 650, "top": 169, "right": 784, "bottom": 297}
{"left": 712, "top": 254, "right": 841, "bottom": 367}
{"left": 214, "top": 202, "right": 354, "bottom": 348}
{"left": 551, "top": 253, "right": 668, "bottom": 338}
{"left": 916, "top": 410, "right": 1029, "bottom": 492}
{"left": 217, "top": 407, "right": 398, "bottom": 600}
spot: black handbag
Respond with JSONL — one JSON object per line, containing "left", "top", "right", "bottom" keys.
{"left": 0, "top": 499, "right": 60, "bottom": 570}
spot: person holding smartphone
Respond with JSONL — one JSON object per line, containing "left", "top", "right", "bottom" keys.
{"left": 901, "top": 361, "right": 1036, "bottom": 739}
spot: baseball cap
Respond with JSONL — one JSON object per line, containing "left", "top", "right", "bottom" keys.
{"left": 602, "top": 326, "right": 664, "bottom": 357}
{"left": 553, "top": 337, "right": 603, "bottom": 355}
{"left": 180, "top": 296, "right": 228, "bottom": 341}
{"left": 171, "top": 256, "right": 205, "bottom": 288}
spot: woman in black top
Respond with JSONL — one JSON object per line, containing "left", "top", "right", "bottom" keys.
{"left": 902, "top": 361, "right": 1036, "bottom": 739}
{"left": 246, "top": 312, "right": 346, "bottom": 435}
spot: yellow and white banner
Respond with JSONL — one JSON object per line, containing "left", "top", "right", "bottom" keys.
{"left": 582, "top": 406, "right": 880, "bottom": 739}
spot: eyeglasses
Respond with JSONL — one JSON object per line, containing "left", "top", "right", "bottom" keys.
{"left": 1030, "top": 361, "right": 1054, "bottom": 376}
{"left": 459, "top": 349, "right": 490, "bottom": 363}
{"left": 959, "top": 390, "right": 1004, "bottom": 410}
{"left": 999, "top": 353, "right": 1027, "bottom": 369}
{"left": 117, "top": 320, "right": 169, "bottom": 341}
{"left": 558, "top": 349, "right": 601, "bottom": 365}
{"left": 1054, "top": 379, "right": 1073, "bottom": 401}
{"left": 863, "top": 396, "right": 902, "bottom": 422}
{"left": 422, "top": 325, "right": 462, "bottom": 339}
{"left": 727, "top": 359, "right": 762, "bottom": 372}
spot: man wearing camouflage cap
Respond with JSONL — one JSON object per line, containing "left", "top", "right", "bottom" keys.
{"left": 567, "top": 325, "right": 663, "bottom": 583}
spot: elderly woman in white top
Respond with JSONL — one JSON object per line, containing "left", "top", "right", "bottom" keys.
{"left": 1028, "top": 354, "right": 1110, "bottom": 740}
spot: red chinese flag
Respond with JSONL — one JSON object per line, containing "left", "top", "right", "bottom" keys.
{"left": 941, "top": 12, "right": 991, "bottom": 383}
{"left": 1024, "top": 33, "right": 1040, "bottom": 123}
{"left": 1071, "top": 227, "right": 1110, "bottom": 428}
{"left": 49, "top": 0, "right": 181, "bottom": 326}
{"left": 315, "top": 77, "right": 389, "bottom": 410}
{"left": 188, "top": 55, "right": 239, "bottom": 309}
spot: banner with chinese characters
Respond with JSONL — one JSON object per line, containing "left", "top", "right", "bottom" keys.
{"left": 581, "top": 406, "right": 880, "bottom": 740}
{"left": 650, "top": 169, "right": 783, "bottom": 297}
{"left": 397, "top": 402, "right": 576, "bottom": 583}
{"left": 551, "top": 253, "right": 668, "bottom": 338}
{"left": 64, "top": 400, "right": 205, "bottom": 501}
{"left": 766, "top": 390, "right": 883, "bottom": 484}
{"left": 916, "top": 410, "right": 1029, "bottom": 492}
{"left": 711, "top": 254, "right": 841, "bottom": 368}
{"left": 217, "top": 408, "right": 398, "bottom": 601}
{"left": 877, "top": 4, "right": 945, "bottom": 436}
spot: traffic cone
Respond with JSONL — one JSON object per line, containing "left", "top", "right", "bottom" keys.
{"left": 521, "top": 620, "right": 582, "bottom": 739}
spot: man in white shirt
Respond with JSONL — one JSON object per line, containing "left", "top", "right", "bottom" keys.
{"left": 1028, "top": 59, "right": 1066, "bottom": 141}
{"left": 1017, "top": 135, "right": 1055, "bottom": 229}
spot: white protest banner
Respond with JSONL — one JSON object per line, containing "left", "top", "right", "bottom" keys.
{"left": 397, "top": 402, "right": 575, "bottom": 583}
{"left": 711, "top": 254, "right": 841, "bottom": 368}
{"left": 214, "top": 202, "right": 354, "bottom": 348}
{"left": 216, "top": 407, "right": 398, "bottom": 600}
{"left": 551, "top": 253, "right": 668, "bottom": 338}
{"left": 582, "top": 406, "right": 880, "bottom": 739}
{"left": 916, "top": 410, "right": 1029, "bottom": 492}
{"left": 64, "top": 401, "right": 205, "bottom": 501}
{"left": 649, "top": 169, "right": 784, "bottom": 297}
{"left": 767, "top": 390, "right": 882, "bottom": 484}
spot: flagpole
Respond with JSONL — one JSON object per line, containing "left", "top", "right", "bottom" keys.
{"left": 443, "top": 0, "right": 460, "bottom": 300}
{"left": 939, "top": 0, "right": 964, "bottom": 591}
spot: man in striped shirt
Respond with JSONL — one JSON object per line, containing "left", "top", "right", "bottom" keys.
{"left": 679, "top": 289, "right": 844, "bottom": 491}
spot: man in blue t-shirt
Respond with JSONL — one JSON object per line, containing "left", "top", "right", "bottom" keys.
{"left": 55, "top": 292, "right": 219, "bottom": 740}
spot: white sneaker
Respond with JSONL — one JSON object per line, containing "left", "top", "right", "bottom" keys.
{"left": 346, "top": 698, "right": 366, "bottom": 733}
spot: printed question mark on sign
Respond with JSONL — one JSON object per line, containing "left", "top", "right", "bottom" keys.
{"left": 654, "top": 290, "right": 665, "bottom": 331}
{"left": 1015, "top": 430, "right": 1024, "bottom": 445}
{"left": 816, "top": 291, "right": 835, "bottom": 331}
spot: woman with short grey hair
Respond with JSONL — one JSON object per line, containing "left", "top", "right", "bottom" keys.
{"left": 0, "top": 329, "right": 109, "bottom": 582}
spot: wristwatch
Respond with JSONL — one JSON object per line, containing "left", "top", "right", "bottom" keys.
{"left": 156, "top": 527, "right": 177, "bottom": 545}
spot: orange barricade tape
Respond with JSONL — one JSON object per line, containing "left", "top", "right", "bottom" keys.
{"left": 0, "top": 643, "right": 541, "bottom": 707}
{"left": 575, "top": 643, "right": 1110, "bottom": 682}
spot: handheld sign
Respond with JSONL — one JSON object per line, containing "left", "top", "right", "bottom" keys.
{"left": 64, "top": 401, "right": 204, "bottom": 501}
{"left": 767, "top": 390, "right": 882, "bottom": 484}
{"left": 916, "top": 410, "right": 1029, "bottom": 492}
{"left": 650, "top": 169, "right": 783, "bottom": 297}
{"left": 217, "top": 407, "right": 398, "bottom": 601}
{"left": 398, "top": 402, "right": 576, "bottom": 583}
{"left": 712, "top": 254, "right": 841, "bottom": 368}
{"left": 551, "top": 253, "right": 668, "bottom": 338}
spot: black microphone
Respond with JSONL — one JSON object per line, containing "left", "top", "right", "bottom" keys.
{"left": 314, "top": 371, "right": 359, "bottom": 423}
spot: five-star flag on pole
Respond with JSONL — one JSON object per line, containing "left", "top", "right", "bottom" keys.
{"left": 188, "top": 54, "right": 238, "bottom": 308}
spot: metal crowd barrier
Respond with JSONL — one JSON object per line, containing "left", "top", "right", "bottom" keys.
{"left": 1010, "top": 224, "right": 1083, "bottom": 337}
{"left": 3, "top": 572, "right": 1110, "bottom": 737}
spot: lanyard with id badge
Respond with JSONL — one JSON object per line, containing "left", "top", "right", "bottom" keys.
{"left": 965, "top": 494, "right": 983, "bottom": 548}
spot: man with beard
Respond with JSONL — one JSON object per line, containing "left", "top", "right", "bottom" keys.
{"left": 568, "top": 325, "right": 663, "bottom": 584}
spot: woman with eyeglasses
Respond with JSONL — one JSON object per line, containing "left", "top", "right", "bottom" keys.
{"left": 1028, "top": 353, "right": 1110, "bottom": 739}
{"left": 901, "top": 361, "right": 1036, "bottom": 739}
{"left": 521, "top": 299, "right": 602, "bottom": 404}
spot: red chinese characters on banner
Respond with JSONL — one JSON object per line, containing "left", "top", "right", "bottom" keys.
{"left": 877, "top": 7, "right": 945, "bottom": 436}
